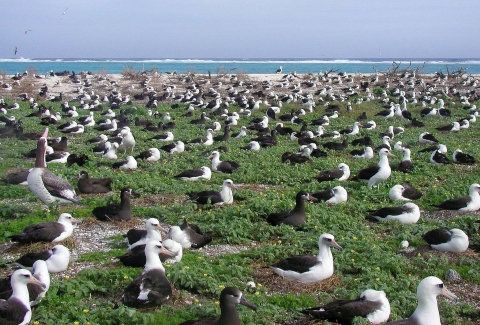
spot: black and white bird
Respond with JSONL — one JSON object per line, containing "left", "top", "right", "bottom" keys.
{"left": 355, "top": 148, "right": 393, "bottom": 188}
{"left": 269, "top": 234, "right": 342, "bottom": 283}
{"left": 174, "top": 166, "right": 212, "bottom": 181}
{"left": 178, "top": 287, "right": 256, "bottom": 325}
{"left": 27, "top": 128, "right": 81, "bottom": 205}
{"left": 432, "top": 183, "right": 480, "bottom": 211}
{"left": 430, "top": 149, "right": 449, "bottom": 165}
{"left": 301, "top": 289, "right": 391, "bottom": 325}
{"left": 121, "top": 240, "right": 174, "bottom": 308}
{"left": 315, "top": 163, "right": 350, "bottom": 182}
{"left": 418, "top": 132, "right": 439, "bottom": 144}
{"left": 397, "top": 148, "right": 414, "bottom": 173}
{"left": 134, "top": 148, "right": 161, "bottom": 162}
{"left": 188, "top": 129, "right": 214, "bottom": 146}
{"left": 422, "top": 228, "right": 469, "bottom": 253}
{"left": 240, "top": 141, "right": 261, "bottom": 151}
{"left": 368, "top": 202, "right": 420, "bottom": 224}
{"left": 112, "top": 156, "right": 138, "bottom": 170}
{"left": 208, "top": 151, "right": 240, "bottom": 174}
{"left": 312, "top": 186, "right": 348, "bottom": 205}
{"left": 167, "top": 219, "right": 212, "bottom": 249}
{"left": 452, "top": 149, "right": 475, "bottom": 164}
{"left": 383, "top": 276, "right": 457, "bottom": 325}
{"left": 126, "top": 218, "right": 165, "bottom": 249}
{"left": 350, "top": 146, "right": 374, "bottom": 159}
{"left": 0, "top": 269, "right": 45, "bottom": 325}
{"left": 160, "top": 141, "right": 185, "bottom": 154}
{"left": 149, "top": 131, "right": 174, "bottom": 142}
{"left": 389, "top": 183, "right": 423, "bottom": 201}
{"left": 339, "top": 122, "right": 362, "bottom": 136}
{"left": 187, "top": 179, "right": 236, "bottom": 205}
{"left": 8, "top": 213, "right": 78, "bottom": 244}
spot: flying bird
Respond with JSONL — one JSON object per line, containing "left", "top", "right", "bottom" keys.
{"left": 62, "top": 7, "right": 69, "bottom": 15}
{"left": 25, "top": 29, "right": 32, "bottom": 34}
{"left": 14, "top": 46, "right": 17, "bottom": 55}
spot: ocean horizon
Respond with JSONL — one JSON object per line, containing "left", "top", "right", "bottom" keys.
{"left": 1, "top": 58, "right": 479, "bottom": 75}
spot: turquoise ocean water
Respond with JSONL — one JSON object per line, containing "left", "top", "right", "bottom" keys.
{"left": 0, "top": 58, "right": 479, "bottom": 75}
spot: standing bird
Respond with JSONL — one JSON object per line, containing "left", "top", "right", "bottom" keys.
{"left": 301, "top": 289, "right": 391, "bottom": 325}
{"left": 178, "top": 287, "right": 257, "bottom": 325}
{"left": 265, "top": 191, "right": 317, "bottom": 227}
{"left": 276, "top": 66, "right": 283, "bottom": 74}
{"left": 269, "top": 234, "right": 342, "bottom": 283}
{"left": 0, "top": 269, "right": 45, "bottom": 325}
{"left": 383, "top": 276, "right": 457, "bottom": 325}
{"left": 121, "top": 240, "right": 174, "bottom": 308}
{"left": 432, "top": 183, "right": 480, "bottom": 211}
{"left": 27, "top": 128, "right": 80, "bottom": 204}
{"left": 355, "top": 148, "right": 394, "bottom": 188}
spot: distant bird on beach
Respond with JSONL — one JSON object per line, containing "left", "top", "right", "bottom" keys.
{"left": 276, "top": 66, "right": 282, "bottom": 74}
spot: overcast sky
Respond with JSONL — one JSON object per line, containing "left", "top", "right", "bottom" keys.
{"left": 2, "top": 0, "right": 479, "bottom": 59}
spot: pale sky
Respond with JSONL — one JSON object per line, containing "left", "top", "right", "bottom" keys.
{"left": 2, "top": 0, "right": 479, "bottom": 59}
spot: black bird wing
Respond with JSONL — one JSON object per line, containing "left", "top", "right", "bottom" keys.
{"left": 302, "top": 298, "right": 382, "bottom": 324}
{"left": 188, "top": 190, "right": 222, "bottom": 204}
{"left": 126, "top": 229, "right": 147, "bottom": 246}
{"left": 9, "top": 222, "right": 64, "bottom": 243}
{"left": 271, "top": 255, "right": 318, "bottom": 273}
{"left": 369, "top": 206, "right": 408, "bottom": 218}
{"left": 434, "top": 195, "right": 471, "bottom": 210}
{"left": 41, "top": 170, "right": 80, "bottom": 203}
{"left": 174, "top": 168, "right": 204, "bottom": 179}
{"left": 316, "top": 168, "right": 342, "bottom": 182}
{"left": 0, "top": 297, "right": 30, "bottom": 325}
{"left": 159, "top": 143, "right": 175, "bottom": 153}
{"left": 16, "top": 250, "right": 52, "bottom": 267}
{"left": 118, "top": 245, "right": 146, "bottom": 267}
{"left": 423, "top": 229, "right": 452, "bottom": 245}
{"left": 312, "top": 189, "right": 334, "bottom": 202}
{"left": 357, "top": 164, "right": 380, "bottom": 180}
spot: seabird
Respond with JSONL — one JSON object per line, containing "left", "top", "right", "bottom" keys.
{"left": 432, "top": 183, "right": 480, "bottom": 211}
{"left": 0, "top": 269, "right": 44, "bottom": 325}
{"left": 422, "top": 228, "right": 469, "bottom": 253}
{"left": 323, "top": 136, "right": 348, "bottom": 151}
{"left": 160, "top": 141, "right": 185, "bottom": 154}
{"left": 112, "top": 156, "right": 138, "bottom": 170}
{"left": 301, "top": 289, "right": 391, "bottom": 325}
{"left": 355, "top": 148, "right": 394, "bottom": 188}
{"left": 315, "top": 163, "right": 350, "bottom": 182}
{"left": 3, "top": 169, "right": 29, "bottom": 185}
{"left": 389, "top": 183, "right": 423, "bottom": 201}
{"left": 178, "top": 287, "right": 256, "bottom": 325}
{"left": 430, "top": 150, "right": 449, "bottom": 165}
{"left": 174, "top": 166, "right": 212, "bottom": 181}
{"left": 102, "top": 142, "right": 119, "bottom": 159}
{"left": 397, "top": 148, "right": 414, "bottom": 173}
{"left": 27, "top": 128, "right": 81, "bottom": 204}
{"left": 452, "top": 149, "right": 475, "bottom": 164}
{"left": 149, "top": 131, "right": 174, "bottom": 142}
{"left": 375, "top": 106, "right": 394, "bottom": 120}
{"left": 134, "top": 148, "right": 161, "bottom": 162}
{"left": 9, "top": 213, "right": 78, "bottom": 244}
{"left": 362, "top": 120, "right": 376, "bottom": 130}
{"left": 384, "top": 276, "right": 457, "bottom": 325}
{"left": 167, "top": 219, "right": 212, "bottom": 249}
{"left": 188, "top": 129, "right": 214, "bottom": 146}
{"left": 265, "top": 191, "right": 317, "bottom": 227}
{"left": 368, "top": 202, "right": 420, "bottom": 224}
{"left": 187, "top": 179, "right": 236, "bottom": 205}
{"left": 208, "top": 150, "right": 240, "bottom": 174}
{"left": 436, "top": 121, "right": 460, "bottom": 132}
{"left": 121, "top": 240, "right": 174, "bottom": 308}
{"left": 126, "top": 218, "right": 165, "bottom": 249}
{"left": 350, "top": 146, "right": 374, "bottom": 159}
{"left": 418, "top": 132, "right": 438, "bottom": 144}
{"left": 339, "top": 122, "right": 362, "bottom": 136}
{"left": 13, "top": 245, "right": 70, "bottom": 273}
{"left": 351, "top": 136, "right": 373, "bottom": 146}
{"left": 240, "top": 141, "right": 261, "bottom": 151}
{"left": 76, "top": 171, "right": 112, "bottom": 194}
{"left": 312, "top": 186, "right": 348, "bottom": 205}
{"left": 93, "top": 188, "right": 140, "bottom": 221}
{"left": 269, "top": 234, "right": 342, "bottom": 283}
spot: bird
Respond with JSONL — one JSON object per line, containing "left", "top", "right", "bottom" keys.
{"left": 126, "top": 218, "right": 165, "bottom": 249}
{"left": 121, "top": 240, "right": 174, "bottom": 308}
{"left": 452, "top": 149, "right": 475, "bottom": 164}
{"left": 389, "top": 183, "right": 423, "bottom": 201}
{"left": 355, "top": 148, "right": 393, "bottom": 188}
{"left": 2, "top": 169, "right": 29, "bottom": 185}
{"left": 397, "top": 148, "right": 414, "bottom": 173}
{"left": 315, "top": 163, "right": 350, "bottom": 182}
{"left": 323, "top": 136, "right": 348, "bottom": 151}
{"left": 178, "top": 287, "right": 257, "bottom": 325}
{"left": 269, "top": 234, "right": 342, "bottom": 283}
{"left": 174, "top": 166, "right": 212, "bottom": 181}
{"left": 240, "top": 141, "right": 260, "bottom": 151}
{"left": 301, "top": 289, "right": 391, "bottom": 325}
{"left": 25, "top": 29, "right": 32, "bottom": 34}
{"left": 276, "top": 66, "right": 282, "bottom": 74}
{"left": 350, "top": 146, "right": 374, "bottom": 159}
{"left": 102, "top": 142, "right": 119, "bottom": 159}
{"left": 14, "top": 245, "right": 71, "bottom": 273}
{"left": 339, "top": 122, "right": 362, "bottom": 136}
{"left": 8, "top": 213, "right": 78, "bottom": 244}
{"left": 265, "top": 191, "right": 317, "bottom": 227}
{"left": 383, "top": 276, "right": 457, "bottom": 325}
{"left": 134, "top": 148, "right": 161, "bottom": 162}
{"left": 149, "top": 131, "right": 174, "bottom": 142}
{"left": 187, "top": 179, "right": 236, "bottom": 205}
{"left": 418, "top": 132, "right": 438, "bottom": 144}
{"left": 188, "top": 129, "right": 214, "bottom": 146}
{"left": 112, "top": 156, "right": 138, "bottom": 170}
{"left": 160, "top": 141, "right": 185, "bottom": 154}
{"left": 27, "top": 128, "right": 81, "bottom": 204}
{"left": 368, "top": 202, "right": 420, "bottom": 224}
{"left": 422, "top": 228, "right": 469, "bottom": 253}
{"left": 167, "top": 219, "right": 212, "bottom": 249}
{"left": 92, "top": 188, "right": 140, "bottom": 221}
{"left": 208, "top": 150, "right": 240, "bottom": 173}
{"left": 76, "top": 171, "right": 112, "bottom": 194}
{"left": 432, "top": 183, "right": 480, "bottom": 211}
{"left": 311, "top": 186, "right": 348, "bottom": 205}
{"left": 0, "top": 269, "right": 45, "bottom": 325}
{"left": 351, "top": 136, "right": 373, "bottom": 146}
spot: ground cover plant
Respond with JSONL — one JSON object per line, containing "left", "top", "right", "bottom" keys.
{"left": 0, "top": 68, "right": 479, "bottom": 325}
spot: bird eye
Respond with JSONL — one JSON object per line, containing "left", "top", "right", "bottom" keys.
{"left": 326, "top": 238, "right": 332, "bottom": 242}
{"left": 156, "top": 245, "right": 162, "bottom": 248}
{"left": 23, "top": 274, "right": 30, "bottom": 278}
{"left": 438, "top": 283, "right": 444, "bottom": 288}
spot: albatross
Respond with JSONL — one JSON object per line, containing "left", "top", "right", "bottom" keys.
{"left": 432, "top": 183, "right": 480, "bottom": 211}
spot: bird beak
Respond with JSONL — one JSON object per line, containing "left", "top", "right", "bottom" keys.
{"left": 207, "top": 154, "right": 214, "bottom": 159}
{"left": 387, "top": 152, "right": 395, "bottom": 157}
{"left": 160, "top": 246, "right": 176, "bottom": 258}
{"left": 42, "top": 128, "right": 49, "bottom": 138}
{"left": 308, "top": 195, "right": 318, "bottom": 202}
{"left": 331, "top": 239, "right": 343, "bottom": 251}
{"left": 156, "top": 224, "right": 168, "bottom": 233}
{"left": 240, "top": 295, "right": 257, "bottom": 311}
{"left": 71, "top": 217, "right": 81, "bottom": 225}
{"left": 441, "top": 286, "right": 458, "bottom": 303}
{"left": 29, "top": 275, "right": 46, "bottom": 289}
{"left": 230, "top": 183, "right": 238, "bottom": 190}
